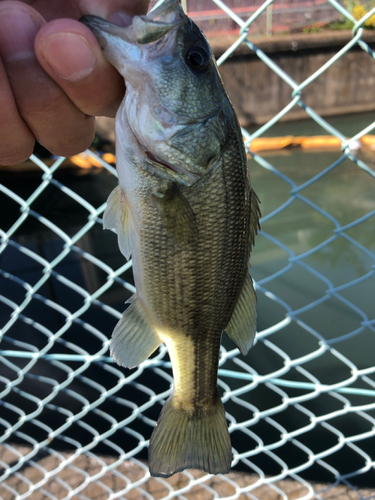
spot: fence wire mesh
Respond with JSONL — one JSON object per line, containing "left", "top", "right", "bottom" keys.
{"left": 183, "top": 0, "right": 344, "bottom": 36}
{"left": 1, "top": 0, "right": 375, "bottom": 498}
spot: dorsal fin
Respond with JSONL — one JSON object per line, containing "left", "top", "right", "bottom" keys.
{"left": 248, "top": 189, "right": 261, "bottom": 256}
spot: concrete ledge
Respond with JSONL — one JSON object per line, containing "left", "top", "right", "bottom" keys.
{"left": 209, "top": 30, "right": 375, "bottom": 57}
{"left": 210, "top": 31, "right": 375, "bottom": 126}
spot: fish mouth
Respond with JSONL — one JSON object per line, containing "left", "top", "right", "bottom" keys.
{"left": 80, "top": 0, "right": 185, "bottom": 48}
{"left": 148, "top": 0, "right": 182, "bottom": 20}
{"left": 133, "top": 0, "right": 186, "bottom": 44}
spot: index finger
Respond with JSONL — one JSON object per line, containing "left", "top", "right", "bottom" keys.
{"left": 0, "top": 57, "right": 35, "bottom": 165}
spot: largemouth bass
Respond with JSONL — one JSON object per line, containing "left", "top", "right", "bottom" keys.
{"left": 81, "top": 0, "right": 260, "bottom": 478}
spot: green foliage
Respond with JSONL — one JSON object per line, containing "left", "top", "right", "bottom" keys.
{"left": 301, "top": 1, "right": 375, "bottom": 32}
{"left": 351, "top": 3, "right": 375, "bottom": 28}
{"left": 302, "top": 23, "right": 323, "bottom": 33}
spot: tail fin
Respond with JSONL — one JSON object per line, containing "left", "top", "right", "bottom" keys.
{"left": 148, "top": 394, "right": 232, "bottom": 477}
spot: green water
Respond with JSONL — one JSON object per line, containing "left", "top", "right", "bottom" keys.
{"left": 247, "top": 110, "right": 375, "bottom": 138}
{"left": 245, "top": 114, "right": 375, "bottom": 385}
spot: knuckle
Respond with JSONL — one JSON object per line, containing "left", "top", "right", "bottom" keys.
{"left": 40, "top": 117, "right": 95, "bottom": 158}
{"left": 20, "top": 88, "right": 67, "bottom": 118}
{"left": 0, "top": 144, "right": 34, "bottom": 166}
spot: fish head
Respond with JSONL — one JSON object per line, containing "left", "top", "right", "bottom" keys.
{"left": 81, "top": 0, "right": 233, "bottom": 185}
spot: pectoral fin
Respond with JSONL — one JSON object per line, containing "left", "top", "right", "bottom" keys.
{"left": 110, "top": 295, "right": 161, "bottom": 369}
{"left": 103, "top": 185, "right": 136, "bottom": 260}
{"left": 153, "top": 183, "right": 198, "bottom": 248}
{"left": 225, "top": 271, "right": 257, "bottom": 355}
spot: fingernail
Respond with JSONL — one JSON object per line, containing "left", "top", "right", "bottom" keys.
{"left": 38, "top": 33, "right": 96, "bottom": 81}
{"left": 0, "top": 5, "right": 43, "bottom": 62}
{"left": 108, "top": 12, "right": 134, "bottom": 27}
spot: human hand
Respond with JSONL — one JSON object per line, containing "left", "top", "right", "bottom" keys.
{"left": 0, "top": 0, "right": 150, "bottom": 165}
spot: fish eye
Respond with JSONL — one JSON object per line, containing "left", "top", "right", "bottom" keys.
{"left": 185, "top": 45, "right": 210, "bottom": 72}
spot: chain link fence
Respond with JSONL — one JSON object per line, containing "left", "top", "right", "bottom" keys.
{"left": 1, "top": 0, "right": 375, "bottom": 498}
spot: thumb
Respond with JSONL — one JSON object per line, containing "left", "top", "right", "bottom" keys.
{"left": 35, "top": 18, "right": 124, "bottom": 118}
{"left": 35, "top": 1, "right": 150, "bottom": 118}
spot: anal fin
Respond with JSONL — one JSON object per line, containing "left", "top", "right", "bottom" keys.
{"left": 103, "top": 185, "right": 136, "bottom": 260}
{"left": 224, "top": 270, "right": 257, "bottom": 356}
{"left": 110, "top": 295, "right": 161, "bottom": 369}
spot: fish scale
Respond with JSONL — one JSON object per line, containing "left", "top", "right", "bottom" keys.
{"left": 81, "top": 0, "right": 260, "bottom": 478}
